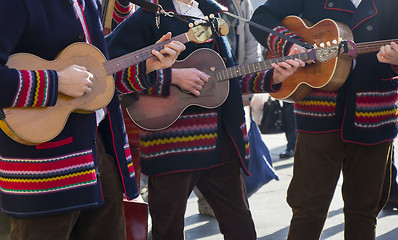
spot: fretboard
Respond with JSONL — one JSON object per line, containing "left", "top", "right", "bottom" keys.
{"left": 356, "top": 39, "right": 398, "bottom": 55}
{"left": 103, "top": 33, "right": 189, "bottom": 75}
{"left": 214, "top": 52, "right": 311, "bottom": 81}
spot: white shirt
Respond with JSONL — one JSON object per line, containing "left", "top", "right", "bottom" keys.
{"left": 172, "top": 0, "right": 205, "bottom": 18}
{"left": 351, "top": 0, "right": 362, "bottom": 8}
{"left": 73, "top": 0, "right": 106, "bottom": 125}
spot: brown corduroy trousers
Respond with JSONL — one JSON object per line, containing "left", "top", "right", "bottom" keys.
{"left": 148, "top": 134, "right": 257, "bottom": 240}
{"left": 287, "top": 131, "right": 392, "bottom": 240}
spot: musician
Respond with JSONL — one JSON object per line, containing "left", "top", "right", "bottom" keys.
{"left": 250, "top": 0, "right": 398, "bottom": 239}
{"left": 0, "top": 1, "right": 185, "bottom": 239}
{"left": 102, "top": 0, "right": 136, "bottom": 34}
{"left": 106, "top": 0, "right": 304, "bottom": 239}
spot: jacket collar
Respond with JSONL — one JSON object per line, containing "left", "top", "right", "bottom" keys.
{"left": 349, "top": 0, "right": 377, "bottom": 30}
{"left": 323, "top": 0, "right": 377, "bottom": 30}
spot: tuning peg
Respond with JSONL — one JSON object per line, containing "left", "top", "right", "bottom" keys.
{"left": 189, "top": 23, "right": 194, "bottom": 28}
{"left": 332, "top": 40, "right": 337, "bottom": 45}
{"left": 320, "top": 42, "right": 325, "bottom": 48}
{"left": 194, "top": 21, "right": 199, "bottom": 26}
{"left": 209, "top": 14, "right": 214, "bottom": 18}
{"left": 326, "top": 41, "right": 331, "bottom": 46}
{"left": 313, "top": 43, "right": 318, "bottom": 48}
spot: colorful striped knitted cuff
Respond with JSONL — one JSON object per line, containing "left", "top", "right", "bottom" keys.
{"left": 265, "top": 69, "right": 282, "bottom": 92}
{"left": 158, "top": 68, "right": 172, "bottom": 97}
{"left": 267, "top": 25, "right": 301, "bottom": 56}
{"left": 112, "top": 0, "right": 134, "bottom": 26}
{"left": 115, "top": 62, "right": 157, "bottom": 93}
{"left": 12, "top": 70, "right": 58, "bottom": 107}
{"left": 150, "top": 68, "right": 172, "bottom": 97}
{"left": 241, "top": 72, "right": 266, "bottom": 93}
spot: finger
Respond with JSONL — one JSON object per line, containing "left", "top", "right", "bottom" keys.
{"left": 377, "top": 53, "right": 386, "bottom": 62}
{"left": 288, "top": 44, "right": 307, "bottom": 55}
{"left": 87, "top": 72, "right": 94, "bottom": 81}
{"left": 379, "top": 46, "right": 386, "bottom": 56}
{"left": 87, "top": 78, "right": 94, "bottom": 88}
{"left": 193, "top": 89, "right": 200, "bottom": 96}
{"left": 196, "top": 74, "right": 209, "bottom": 86}
{"left": 272, "top": 63, "right": 285, "bottom": 75}
{"left": 195, "top": 78, "right": 204, "bottom": 86}
{"left": 74, "top": 65, "right": 87, "bottom": 71}
{"left": 384, "top": 45, "right": 394, "bottom": 56}
{"left": 285, "top": 59, "right": 300, "bottom": 68}
{"left": 197, "top": 71, "right": 210, "bottom": 82}
{"left": 293, "top": 58, "right": 306, "bottom": 67}
{"left": 156, "top": 32, "right": 172, "bottom": 44}
{"left": 391, "top": 42, "right": 398, "bottom": 52}
{"left": 188, "top": 87, "right": 200, "bottom": 96}
{"left": 385, "top": 46, "right": 397, "bottom": 58}
{"left": 288, "top": 48, "right": 299, "bottom": 55}
{"left": 166, "top": 41, "right": 186, "bottom": 52}
{"left": 277, "top": 62, "right": 293, "bottom": 72}
{"left": 84, "top": 86, "right": 92, "bottom": 94}
{"left": 377, "top": 46, "right": 387, "bottom": 60}
{"left": 160, "top": 47, "right": 177, "bottom": 57}
{"left": 151, "top": 50, "right": 165, "bottom": 62}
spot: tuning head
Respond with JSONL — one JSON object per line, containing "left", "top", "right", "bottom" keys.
{"left": 308, "top": 39, "right": 357, "bottom": 62}
{"left": 186, "top": 16, "right": 229, "bottom": 43}
{"left": 217, "top": 18, "right": 229, "bottom": 36}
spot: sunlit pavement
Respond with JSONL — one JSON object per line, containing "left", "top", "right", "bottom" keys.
{"left": 183, "top": 131, "right": 398, "bottom": 240}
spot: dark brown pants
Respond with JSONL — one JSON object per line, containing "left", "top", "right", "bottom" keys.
{"left": 287, "top": 131, "right": 392, "bottom": 240}
{"left": 148, "top": 135, "right": 256, "bottom": 240}
{"left": 9, "top": 134, "right": 126, "bottom": 240}
{"left": 0, "top": 201, "right": 10, "bottom": 239}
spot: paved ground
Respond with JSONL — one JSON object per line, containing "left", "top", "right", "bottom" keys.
{"left": 183, "top": 130, "right": 398, "bottom": 240}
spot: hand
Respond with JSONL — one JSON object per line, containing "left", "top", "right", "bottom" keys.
{"left": 128, "top": 195, "right": 145, "bottom": 203}
{"left": 57, "top": 65, "right": 93, "bottom": 97}
{"left": 288, "top": 43, "right": 314, "bottom": 64}
{"left": 146, "top": 32, "right": 186, "bottom": 73}
{"left": 272, "top": 48, "right": 305, "bottom": 84}
{"left": 377, "top": 42, "right": 398, "bottom": 65}
{"left": 288, "top": 44, "right": 307, "bottom": 54}
{"left": 171, "top": 68, "right": 210, "bottom": 96}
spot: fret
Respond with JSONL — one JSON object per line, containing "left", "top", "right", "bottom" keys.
{"left": 214, "top": 51, "right": 311, "bottom": 81}
{"left": 225, "top": 68, "right": 231, "bottom": 79}
{"left": 249, "top": 64, "right": 255, "bottom": 75}
{"left": 103, "top": 33, "right": 189, "bottom": 75}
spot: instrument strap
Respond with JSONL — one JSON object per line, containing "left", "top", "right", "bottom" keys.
{"left": 223, "top": 11, "right": 313, "bottom": 49}
{"left": 129, "top": 0, "right": 312, "bottom": 49}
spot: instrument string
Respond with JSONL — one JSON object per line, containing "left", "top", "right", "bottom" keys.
{"left": 356, "top": 39, "right": 398, "bottom": 53}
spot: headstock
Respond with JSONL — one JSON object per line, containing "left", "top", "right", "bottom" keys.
{"left": 185, "top": 16, "right": 229, "bottom": 44}
{"left": 308, "top": 40, "right": 357, "bottom": 62}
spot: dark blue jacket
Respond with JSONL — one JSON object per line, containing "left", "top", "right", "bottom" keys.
{"left": 0, "top": 0, "right": 146, "bottom": 218}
